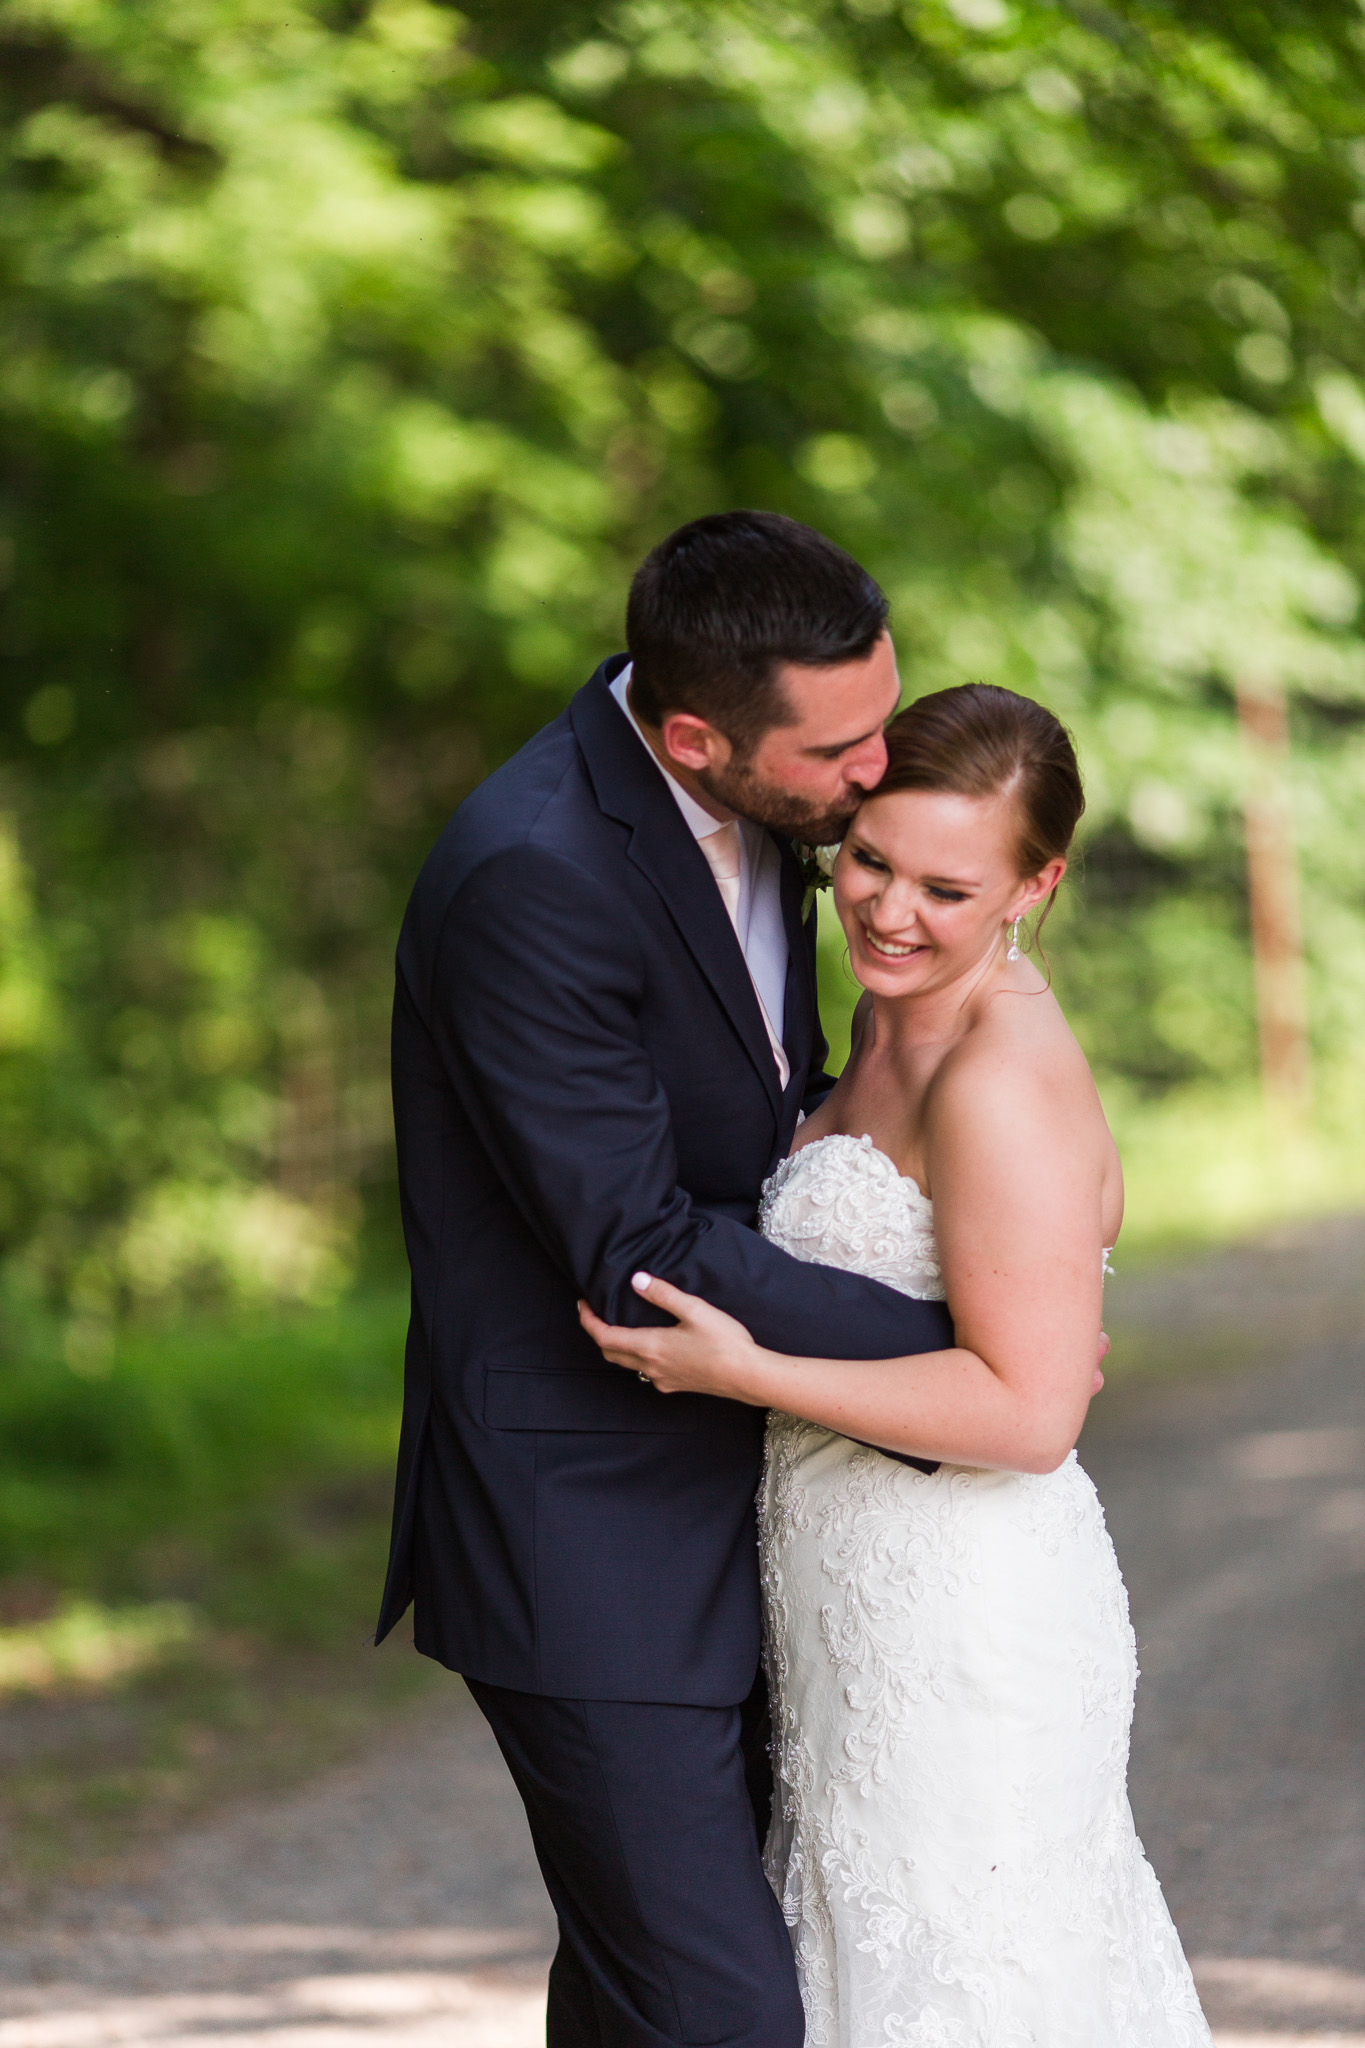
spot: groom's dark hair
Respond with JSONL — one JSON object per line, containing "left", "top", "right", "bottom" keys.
{"left": 626, "top": 510, "right": 889, "bottom": 754}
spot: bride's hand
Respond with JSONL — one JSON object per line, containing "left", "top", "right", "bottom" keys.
{"left": 577, "top": 1273, "right": 763, "bottom": 1399}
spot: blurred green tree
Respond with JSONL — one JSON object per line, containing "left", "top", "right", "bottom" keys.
{"left": 3, "top": 0, "right": 1365, "bottom": 1330}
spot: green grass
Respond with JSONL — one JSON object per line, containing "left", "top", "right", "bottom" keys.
{"left": 0, "top": 1288, "right": 407, "bottom": 1634}
{"left": 1102, "top": 1063, "right": 1365, "bottom": 1257}
{"left": 0, "top": 1288, "right": 428, "bottom": 1891}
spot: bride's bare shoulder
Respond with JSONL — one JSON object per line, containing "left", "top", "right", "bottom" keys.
{"left": 927, "top": 976, "right": 1105, "bottom": 1138}
{"left": 925, "top": 986, "right": 1123, "bottom": 1245}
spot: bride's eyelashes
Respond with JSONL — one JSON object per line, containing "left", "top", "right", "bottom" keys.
{"left": 849, "top": 845, "right": 890, "bottom": 875}
{"left": 847, "top": 846, "right": 969, "bottom": 905}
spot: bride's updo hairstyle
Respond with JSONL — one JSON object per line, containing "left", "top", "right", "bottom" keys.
{"left": 872, "top": 683, "right": 1084, "bottom": 931}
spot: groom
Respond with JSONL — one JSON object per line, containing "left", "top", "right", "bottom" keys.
{"left": 376, "top": 511, "right": 954, "bottom": 2048}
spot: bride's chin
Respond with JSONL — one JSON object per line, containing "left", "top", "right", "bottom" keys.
{"left": 852, "top": 953, "right": 935, "bottom": 994}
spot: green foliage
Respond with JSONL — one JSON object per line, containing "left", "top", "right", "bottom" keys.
{"left": 0, "top": 1290, "right": 405, "bottom": 1635}
{"left": 2, "top": 0, "right": 1365, "bottom": 1333}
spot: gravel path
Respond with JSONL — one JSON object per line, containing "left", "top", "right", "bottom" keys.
{"left": 2, "top": 1214, "right": 1363, "bottom": 2047}
{"left": 1082, "top": 1212, "right": 1365, "bottom": 2043}
{"left": 0, "top": 1680, "right": 556, "bottom": 2047}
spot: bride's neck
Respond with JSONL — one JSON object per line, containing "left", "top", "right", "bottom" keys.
{"left": 865, "top": 954, "right": 1007, "bottom": 1052}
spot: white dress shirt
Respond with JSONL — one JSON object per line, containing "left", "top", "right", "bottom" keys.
{"left": 610, "top": 665, "right": 790, "bottom": 1085}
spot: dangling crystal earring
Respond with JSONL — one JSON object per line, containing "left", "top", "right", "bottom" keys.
{"left": 1006, "top": 918, "right": 1022, "bottom": 962}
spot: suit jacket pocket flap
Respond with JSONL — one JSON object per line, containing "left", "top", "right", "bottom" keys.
{"left": 483, "top": 1367, "right": 702, "bottom": 1433}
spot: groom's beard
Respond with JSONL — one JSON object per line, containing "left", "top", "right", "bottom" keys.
{"left": 694, "top": 760, "right": 862, "bottom": 847}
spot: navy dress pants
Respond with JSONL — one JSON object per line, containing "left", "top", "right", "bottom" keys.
{"left": 466, "top": 1676, "right": 805, "bottom": 2048}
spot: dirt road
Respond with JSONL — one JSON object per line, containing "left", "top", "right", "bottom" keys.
{"left": 2, "top": 1215, "right": 1363, "bottom": 2046}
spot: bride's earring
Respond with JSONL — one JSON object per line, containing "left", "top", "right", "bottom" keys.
{"left": 1006, "top": 918, "right": 1022, "bottom": 962}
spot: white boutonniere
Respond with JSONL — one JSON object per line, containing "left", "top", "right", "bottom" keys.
{"left": 795, "top": 842, "right": 840, "bottom": 921}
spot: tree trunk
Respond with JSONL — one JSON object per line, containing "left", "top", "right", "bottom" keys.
{"left": 1235, "top": 679, "right": 1310, "bottom": 1116}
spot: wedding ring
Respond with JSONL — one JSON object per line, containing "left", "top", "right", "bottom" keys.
{"left": 637, "top": 1371, "right": 651, "bottom": 1384}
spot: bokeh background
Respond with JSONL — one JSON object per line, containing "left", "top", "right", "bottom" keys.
{"left": 3, "top": 0, "right": 1365, "bottom": 1874}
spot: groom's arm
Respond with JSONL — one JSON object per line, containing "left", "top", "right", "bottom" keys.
{"left": 421, "top": 845, "right": 953, "bottom": 1361}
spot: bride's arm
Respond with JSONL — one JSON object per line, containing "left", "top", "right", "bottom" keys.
{"left": 578, "top": 1056, "right": 1106, "bottom": 1475}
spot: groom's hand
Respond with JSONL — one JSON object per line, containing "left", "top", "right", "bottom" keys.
{"left": 1094, "top": 1330, "right": 1110, "bottom": 1395}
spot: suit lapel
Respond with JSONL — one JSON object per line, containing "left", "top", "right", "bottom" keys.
{"left": 627, "top": 803, "right": 785, "bottom": 1118}
{"left": 571, "top": 663, "right": 784, "bottom": 1118}
{"left": 776, "top": 838, "right": 815, "bottom": 1093}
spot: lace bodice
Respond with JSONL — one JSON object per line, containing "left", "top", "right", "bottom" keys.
{"left": 759, "top": 1131, "right": 944, "bottom": 1303}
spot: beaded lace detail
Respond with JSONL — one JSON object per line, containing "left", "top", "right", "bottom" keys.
{"left": 756, "top": 1134, "right": 1211, "bottom": 2048}
{"left": 760, "top": 1131, "right": 943, "bottom": 1302}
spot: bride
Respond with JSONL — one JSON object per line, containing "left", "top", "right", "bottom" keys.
{"left": 580, "top": 683, "right": 1212, "bottom": 2047}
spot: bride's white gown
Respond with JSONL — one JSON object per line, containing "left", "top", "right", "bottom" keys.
{"left": 757, "top": 1133, "right": 1212, "bottom": 2048}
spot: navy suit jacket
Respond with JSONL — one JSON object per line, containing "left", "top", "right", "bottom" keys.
{"left": 375, "top": 657, "right": 954, "bottom": 1704}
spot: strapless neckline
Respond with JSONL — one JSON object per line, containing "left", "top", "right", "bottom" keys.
{"left": 787, "top": 1129, "right": 932, "bottom": 1206}
{"left": 784, "top": 1129, "right": 1115, "bottom": 1275}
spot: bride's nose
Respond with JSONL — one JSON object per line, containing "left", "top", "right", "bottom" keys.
{"left": 871, "top": 878, "right": 920, "bottom": 932}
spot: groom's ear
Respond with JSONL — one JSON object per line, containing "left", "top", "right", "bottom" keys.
{"left": 658, "top": 710, "right": 730, "bottom": 773}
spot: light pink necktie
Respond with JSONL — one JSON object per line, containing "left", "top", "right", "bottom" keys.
{"left": 698, "top": 823, "right": 790, "bottom": 1090}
